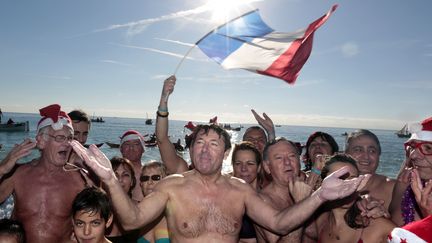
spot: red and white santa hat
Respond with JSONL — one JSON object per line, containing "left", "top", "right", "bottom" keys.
{"left": 408, "top": 117, "right": 432, "bottom": 142}
{"left": 37, "top": 104, "right": 73, "bottom": 134}
{"left": 120, "top": 130, "right": 145, "bottom": 148}
{"left": 388, "top": 215, "right": 432, "bottom": 243}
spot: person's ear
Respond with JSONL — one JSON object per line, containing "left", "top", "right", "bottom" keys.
{"left": 106, "top": 214, "right": 114, "bottom": 228}
{"left": 263, "top": 160, "right": 271, "bottom": 175}
{"left": 36, "top": 133, "right": 47, "bottom": 150}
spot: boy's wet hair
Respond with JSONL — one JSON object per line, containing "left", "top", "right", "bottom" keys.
{"left": 68, "top": 109, "right": 91, "bottom": 124}
{"left": 0, "top": 218, "right": 25, "bottom": 243}
{"left": 72, "top": 187, "right": 111, "bottom": 222}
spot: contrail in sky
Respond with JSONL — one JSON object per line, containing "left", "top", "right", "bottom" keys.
{"left": 95, "top": 0, "right": 263, "bottom": 36}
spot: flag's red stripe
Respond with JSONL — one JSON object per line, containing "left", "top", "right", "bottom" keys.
{"left": 258, "top": 5, "right": 337, "bottom": 84}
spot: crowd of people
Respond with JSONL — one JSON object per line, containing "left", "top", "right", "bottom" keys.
{"left": 0, "top": 75, "right": 431, "bottom": 243}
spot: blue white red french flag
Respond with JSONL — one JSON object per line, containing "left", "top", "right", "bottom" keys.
{"left": 196, "top": 5, "right": 337, "bottom": 84}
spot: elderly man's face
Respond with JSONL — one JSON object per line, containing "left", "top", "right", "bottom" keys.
{"left": 120, "top": 140, "right": 144, "bottom": 163}
{"left": 405, "top": 140, "right": 432, "bottom": 180}
{"left": 38, "top": 127, "right": 73, "bottom": 167}
{"left": 264, "top": 141, "right": 300, "bottom": 185}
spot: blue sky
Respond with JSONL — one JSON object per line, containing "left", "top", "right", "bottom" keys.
{"left": 0, "top": 0, "right": 430, "bottom": 130}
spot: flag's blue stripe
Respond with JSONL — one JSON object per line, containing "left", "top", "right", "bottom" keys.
{"left": 197, "top": 10, "right": 274, "bottom": 64}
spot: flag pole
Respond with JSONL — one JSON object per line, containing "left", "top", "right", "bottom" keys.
{"left": 173, "top": 44, "right": 196, "bottom": 75}
{"left": 164, "top": 44, "right": 196, "bottom": 102}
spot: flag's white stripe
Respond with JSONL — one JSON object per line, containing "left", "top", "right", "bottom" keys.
{"left": 220, "top": 30, "right": 306, "bottom": 71}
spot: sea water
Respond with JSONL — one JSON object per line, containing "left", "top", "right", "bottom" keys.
{"left": 0, "top": 112, "right": 407, "bottom": 178}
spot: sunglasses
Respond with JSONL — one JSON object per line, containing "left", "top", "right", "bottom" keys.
{"left": 140, "top": 174, "right": 162, "bottom": 182}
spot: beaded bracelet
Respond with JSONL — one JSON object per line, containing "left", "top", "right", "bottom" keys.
{"left": 311, "top": 167, "right": 321, "bottom": 175}
{"left": 156, "top": 111, "right": 169, "bottom": 118}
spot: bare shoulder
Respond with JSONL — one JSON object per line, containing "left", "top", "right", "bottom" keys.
{"left": 368, "top": 174, "right": 396, "bottom": 191}
{"left": 372, "top": 174, "right": 395, "bottom": 184}
{"left": 366, "top": 217, "right": 396, "bottom": 239}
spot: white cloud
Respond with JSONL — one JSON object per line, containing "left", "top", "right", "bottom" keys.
{"left": 95, "top": 5, "right": 213, "bottom": 37}
{"left": 341, "top": 42, "right": 359, "bottom": 57}
{"left": 154, "top": 38, "right": 195, "bottom": 47}
{"left": 95, "top": 0, "right": 264, "bottom": 37}
{"left": 111, "top": 43, "right": 199, "bottom": 60}
{"left": 100, "top": 59, "right": 132, "bottom": 66}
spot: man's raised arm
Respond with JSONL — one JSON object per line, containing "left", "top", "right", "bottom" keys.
{"left": 156, "top": 75, "right": 188, "bottom": 174}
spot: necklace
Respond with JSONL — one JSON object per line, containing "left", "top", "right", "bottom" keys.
{"left": 401, "top": 185, "right": 416, "bottom": 225}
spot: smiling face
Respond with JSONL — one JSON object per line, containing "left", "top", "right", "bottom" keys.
{"left": 37, "top": 126, "right": 73, "bottom": 167}
{"left": 406, "top": 139, "right": 432, "bottom": 180}
{"left": 233, "top": 149, "right": 259, "bottom": 184}
{"left": 264, "top": 140, "right": 300, "bottom": 185}
{"left": 346, "top": 135, "right": 380, "bottom": 175}
{"left": 190, "top": 129, "right": 230, "bottom": 176}
{"left": 73, "top": 210, "right": 112, "bottom": 243}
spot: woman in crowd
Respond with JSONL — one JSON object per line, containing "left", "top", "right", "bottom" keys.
{"left": 316, "top": 153, "right": 395, "bottom": 243}
{"left": 231, "top": 141, "right": 262, "bottom": 243}
{"left": 138, "top": 161, "right": 170, "bottom": 243}
{"left": 106, "top": 156, "right": 140, "bottom": 243}
{"left": 303, "top": 132, "right": 339, "bottom": 189}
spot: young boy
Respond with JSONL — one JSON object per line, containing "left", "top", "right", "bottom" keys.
{"left": 72, "top": 187, "right": 113, "bottom": 243}
{"left": 0, "top": 218, "right": 25, "bottom": 243}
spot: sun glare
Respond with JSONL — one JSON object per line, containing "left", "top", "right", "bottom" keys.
{"left": 206, "top": 0, "right": 256, "bottom": 24}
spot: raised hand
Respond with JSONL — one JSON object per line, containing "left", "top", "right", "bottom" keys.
{"left": 70, "top": 140, "right": 115, "bottom": 183}
{"left": 161, "top": 75, "right": 176, "bottom": 101}
{"left": 317, "top": 166, "right": 370, "bottom": 201}
{"left": 289, "top": 177, "right": 313, "bottom": 203}
{"left": 0, "top": 139, "right": 36, "bottom": 176}
{"left": 251, "top": 109, "right": 275, "bottom": 141}
{"left": 411, "top": 169, "right": 432, "bottom": 217}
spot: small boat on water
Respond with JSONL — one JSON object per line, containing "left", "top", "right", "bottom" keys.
{"left": 91, "top": 117, "right": 105, "bottom": 123}
{"left": 106, "top": 141, "right": 120, "bottom": 148}
{"left": 223, "top": 124, "right": 241, "bottom": 131}
{"left": 0, "top": 121, "right": 29, "bottom": 132}
{"left": 145, "top": 118, "right": 152, "bottom": 125}
{"left": 341, "top": 132, "right": 348, "bottom": 136}
{"left": 83, "top": 143, "right": 104, "bottom": 148}
{"left": 396, "top": 124, "right": 411, "bottom": 138}
{"left": 145, "top": 113, "right": 153, "bottom": 125}
{"left": 106, "top": 134, "right": 157, "bottom": 148}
